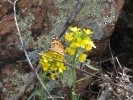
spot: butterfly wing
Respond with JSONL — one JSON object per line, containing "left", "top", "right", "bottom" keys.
{"left": 51, "top": 37, "right": 64, "bottom": 55}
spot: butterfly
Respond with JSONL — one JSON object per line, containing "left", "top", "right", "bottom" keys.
{"left": 50, "top": 36, "right": 65, "bottom": 55}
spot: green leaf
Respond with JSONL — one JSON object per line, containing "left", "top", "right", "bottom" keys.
{"left": 76, "top": 75, "right": 91, "bottom": 83}
{"left": 85, "top": 59, "right": 99, "bottom": 71}
{"left": 76, "top": 71, "right": 99, "bottom": 83}
{"left": 46, "top": 80, "right": 60, "bottom": 91}
{"left": 28, "top": 90, "right": 40, "bottom": 100}
{"left": 86, "top": 64, "right": 99, "bottom": 71}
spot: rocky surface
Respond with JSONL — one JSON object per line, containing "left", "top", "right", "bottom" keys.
{"left": 0, "top": 0, "right": 124, "bottom": 62}
{"left": 0, "top": 0, "right": 126, "bottom": 99}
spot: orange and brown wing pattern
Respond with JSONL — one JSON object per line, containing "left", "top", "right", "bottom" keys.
{"left": 50, "top": 36, "right": 65, "bottom": 55}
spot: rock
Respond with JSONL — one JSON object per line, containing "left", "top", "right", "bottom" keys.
{"left": 0, "top": 0, "right": 125, "bottom": 99}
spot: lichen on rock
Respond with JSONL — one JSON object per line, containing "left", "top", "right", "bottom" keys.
{"left": 48, "top": 0, "right": 116, "bottom": 40}
{"left": 18, "top": 12, "right": 35, "bottom": 49}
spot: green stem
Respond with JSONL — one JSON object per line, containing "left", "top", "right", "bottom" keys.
{"left": 71, "top": 48, "right": 78, "bottom": 100}
{"left": 72, "top": 66, "right": 76, "bottom": 100}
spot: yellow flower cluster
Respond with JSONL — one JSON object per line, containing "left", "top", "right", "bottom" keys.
{"left": 39, "top": 51, "right": 66, "bottom": 80}
{"left": 65, "top": 27, "right": 96, "bottom": 62}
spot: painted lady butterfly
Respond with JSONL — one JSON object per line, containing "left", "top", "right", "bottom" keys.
{"left": 50, "top": 36, "right": 65, "bottom": 55}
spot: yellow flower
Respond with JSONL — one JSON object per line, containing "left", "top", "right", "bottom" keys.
{"left": 66, "top": 47, "right": 75, "bottom": 55}
{"left": 43, "top": 63, "right": 50, "bottom": 71}
{"left": 83, "top": 28, "right": 93, "bottom": 34}
{"left": 59, "top": 64, "right": 66, "bottom": 73}
{"left": 65, "top": 32, "right": 73, "bottom": 41}
{"left": 76, "top": 38, "right": 83, "bottom": 47}
{"left": 70, "top": 42, "right": 77, "bottom": 48}
{"left": 90, "top": 41, "right": 96, "bottom": 48}
{"left": 85, "top": 45, "right": 92, "bottom": 51}
{"left": 78, "top": 53, "right": 87, "bottom": 62}
{"left": 39, "top": 51, "right": 66, "bottom": 80}
{"left": 65, "top": 26, "right": 96, "bottom": 62}
{"left": 70, "top": 27, "right": 80, "bottom": 32}
{"left": 50, "top": 72, "right": 57, "bottom": 80}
